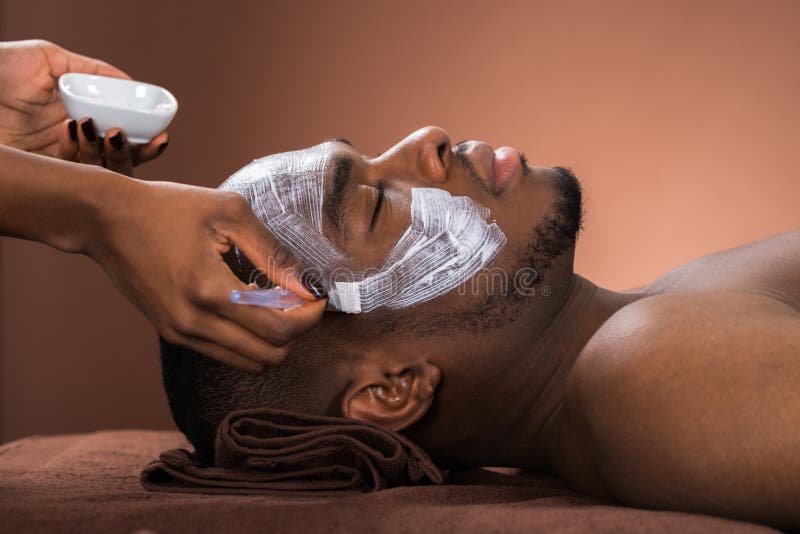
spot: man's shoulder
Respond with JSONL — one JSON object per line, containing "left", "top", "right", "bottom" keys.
{"left": 584, "top": 290, "right": 795, "bottom": 357}
{"left": 562, "top": 289, "right": 800, "bottom": 466}
{"left": 556, "top": 293, "right": 800, "bottom": 524}
{"left": 571, "top": 289, "right": 800, "bottom": 394}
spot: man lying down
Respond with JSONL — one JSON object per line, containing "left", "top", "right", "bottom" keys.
{"left": 160, "top": 126, "right": 800, "bottom": 528}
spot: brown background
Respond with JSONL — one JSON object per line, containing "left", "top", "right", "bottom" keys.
{"left": 1, "top": 0, "right": 798, "bottom": 443}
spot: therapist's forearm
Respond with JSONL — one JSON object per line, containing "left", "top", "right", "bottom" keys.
{"left": 0, "top": 145, "right": 136, "bottom": 254}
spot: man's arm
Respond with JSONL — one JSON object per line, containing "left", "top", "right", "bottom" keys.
{"left": 558, "top": 290, "right": 800, "bottom": 529}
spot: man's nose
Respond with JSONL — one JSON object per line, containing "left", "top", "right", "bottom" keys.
{"left": 382, "top": 126, "right": 452, "bottom": 185}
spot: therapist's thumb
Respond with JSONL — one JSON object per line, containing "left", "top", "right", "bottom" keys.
{"left": 223, "top": 198, "right": 326, "bottom": 302}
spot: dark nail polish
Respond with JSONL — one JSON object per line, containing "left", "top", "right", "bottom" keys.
{"left": 80, "top": 119, "right": 97, "bottom": 142}
{"left": 157, "top": 140, "right": 169, "bottom": 155}
{"left": 301, "top": 272, "right": 327, "bottom": 300}
{"left": 109, "top": 132, "right": 124, "bottom": 151}
{"left": 67, "top": 120, "right": 78, "bottom": 141}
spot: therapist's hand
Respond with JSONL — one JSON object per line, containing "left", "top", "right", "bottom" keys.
{"left": 90, "top": 178, "right": 328, "bottom": 373}
{"left": 0, "top": 39, "right": 166, "bottom": 171}
{"left": 57, "top": 120, "right": 168, "bottom": 177}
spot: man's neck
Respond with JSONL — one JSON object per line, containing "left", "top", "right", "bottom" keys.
{"left": 417, "top": 274, "right": 642, "bottom": 469}
{"left": 503, "top": 274, "right": 641, "bottom": 469}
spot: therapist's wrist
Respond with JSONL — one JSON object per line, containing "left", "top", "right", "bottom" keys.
{"left": 73, "top": 166, "right": 144, "bottom": 261}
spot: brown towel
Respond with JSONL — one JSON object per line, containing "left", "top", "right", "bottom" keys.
{"left": 140, "top": 408, "right": 445, "bottom": 495}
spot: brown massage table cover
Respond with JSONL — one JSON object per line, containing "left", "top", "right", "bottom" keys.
{"left": 0, "top": 430, "right": 779, "bottom": 533}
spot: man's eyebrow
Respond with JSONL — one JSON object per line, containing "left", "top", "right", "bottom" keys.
{"left": 327, "top": 137, "right": 354, "bottom": 147}
{"left": 324, "top": 155, "right": 354, "bottom": 243}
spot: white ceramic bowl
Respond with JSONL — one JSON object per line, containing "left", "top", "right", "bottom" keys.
{"left": 58, "top": 73, "right": 178, "bottom": 144}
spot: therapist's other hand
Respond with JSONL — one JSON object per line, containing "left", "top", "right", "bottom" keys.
{"left": 57, "top": 118, "right": 168, "bottom": 177}
{"left": 0, "top": 39, "right": 122, "bottom": 155}
{"left": 91, "top": 180, "right": 327, "bottom": 373}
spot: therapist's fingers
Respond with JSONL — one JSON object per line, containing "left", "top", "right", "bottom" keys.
{"left": 76, "top": 118, "right": 103, "bottom": 165}
{"left": 57, "top": 119, "right": 79, "bottom": 162}
{"left": 132, "top": 132, "right": 169, "bottom": 165}
{"left": 190, "top": 264, "right": 326, "bottom": 348}
{"left": 233, "top": 300, "right": 328, "bottom": 350}
{"left": 175, "top": 335, "right": 266, "bottom": 374}
{"left": 215, "top": 283, "right": 327, "bottom": 348}
{"left": 43, "top": 41, "right": 132, "bottom": 80}
{"left": 221, "top": 198, "right": 325, "bottom": 302}
{"left": 183, "top": 310, "right": 298, "bottom": 367}
{"left": 103, "top": 128, "right": 134, "bottom": 176}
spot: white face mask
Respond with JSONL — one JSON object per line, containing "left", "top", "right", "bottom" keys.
{"left": 220, "top": 148, "right": 507, "bottom": 313}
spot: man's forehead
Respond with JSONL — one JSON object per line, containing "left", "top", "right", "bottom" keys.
{"left": 223, "top": 144, "right": 340, "bottom": 193}
{"left": 257, "top": 144, "right": 333, "bottom": 174}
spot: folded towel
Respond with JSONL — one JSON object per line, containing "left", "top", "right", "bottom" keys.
{"left": 140, "top": 408, "right": 445, "bottom": 495}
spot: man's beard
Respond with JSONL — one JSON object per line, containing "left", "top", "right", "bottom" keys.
{"left": 516, "top": 166, "right": 583, "bottom": 284}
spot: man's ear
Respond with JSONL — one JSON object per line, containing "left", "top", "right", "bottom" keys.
{"left": 342, "top": 361, "right": 441, "bottom": 431}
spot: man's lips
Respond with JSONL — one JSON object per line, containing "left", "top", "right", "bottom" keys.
{"left": 455, "top": 141, "right": 523, "bottom": 195}
{"left": 492, "top": 146, "right": 521, "bottom": 194}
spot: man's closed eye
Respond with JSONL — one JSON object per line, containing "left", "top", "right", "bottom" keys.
{"left": 369, "top": 184, "right": 385, "bottom": 233}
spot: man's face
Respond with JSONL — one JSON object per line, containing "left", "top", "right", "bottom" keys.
{"left": 235, "top": 125, "right": 582, "bottom": 337}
